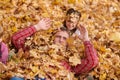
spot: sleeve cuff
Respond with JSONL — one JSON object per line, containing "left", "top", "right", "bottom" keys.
{"left": 30, "top": 26, "right": 37, "bottom": 32}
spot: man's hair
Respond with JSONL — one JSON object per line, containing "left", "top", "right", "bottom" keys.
{"left": 59, "top": 27, "right": 68, "bottom": 31}
{"left": 52, "top": 27, "right": 69, "bottom": 36}
{"left": 66, "top": 8, "right": 81, "bottom": 17}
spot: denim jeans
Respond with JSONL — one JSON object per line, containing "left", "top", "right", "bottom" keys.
{"left": 10, "top": 77, "right": 24, "bottom": 80}
{"left": 10, "top": 77, "right": 46, "bottom": 80}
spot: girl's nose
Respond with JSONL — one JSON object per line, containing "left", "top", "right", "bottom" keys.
{"left": 60, "top": 38, "right": 64, "bottom": 42}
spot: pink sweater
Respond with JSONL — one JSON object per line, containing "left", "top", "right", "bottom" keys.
{"left": 0, "top": 42, "right": 8, "bottom": 64}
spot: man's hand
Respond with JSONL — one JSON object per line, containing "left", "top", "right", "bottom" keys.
{"left": 77, "top": 25, "right": 89, "bottom": 42}
{"left": 34, "top": 18, "right": 52, "bottom": 31}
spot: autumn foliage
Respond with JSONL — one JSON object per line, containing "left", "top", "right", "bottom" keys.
{"left": 0, "top": 0, "right": 120, "bottom": 80}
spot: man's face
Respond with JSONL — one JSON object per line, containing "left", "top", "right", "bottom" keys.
{"left": 65, "top": 13, "right": 80, "bottom": 30}
{"left": 54, "top": 31, "right": 69, "bottom": 46}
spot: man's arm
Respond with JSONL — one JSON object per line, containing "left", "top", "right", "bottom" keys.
{"left": 11, "top": 26, "right": 36, "bottom": 50}
{"left": 72, "top": 41, "right": 98, "bottom": 75}
{"left": 61, "top": 41, "right": 98, "bottom": 75}
{"left": 61, "top": 25, "right": 98, "bottom": 75}
{"left": 11, "top": 18, "right": 52, "bottom": 51}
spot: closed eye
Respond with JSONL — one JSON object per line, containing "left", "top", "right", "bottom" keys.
{"left": 56, "top": 35, "right": 61, "bottom": 38}
{"left": 63, "top": 37, "right": 67, "bottom": 40}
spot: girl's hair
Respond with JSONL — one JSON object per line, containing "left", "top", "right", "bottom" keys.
{"left": 66, "top": 8, "right": 81, "bottom": 17}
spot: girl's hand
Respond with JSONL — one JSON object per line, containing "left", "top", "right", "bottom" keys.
{"left": 77, "top": 25, "right": 89, "bottom": 42}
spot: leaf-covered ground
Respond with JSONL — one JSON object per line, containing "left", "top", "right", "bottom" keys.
{"left": 0, "top": 0, "right": 120, "bottom": 80}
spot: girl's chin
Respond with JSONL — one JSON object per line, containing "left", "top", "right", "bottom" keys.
{"left": 68, "top": 27, "right": 76, "bottom": 30}
{"left": 67, "top": 27, "right": 73, "bottom": 30}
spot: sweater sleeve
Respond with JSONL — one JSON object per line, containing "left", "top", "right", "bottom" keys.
{"left": 11, "top": 26, "right": 36, "bottom": 51}
{"left": 72, "top": 41, "right": 98, "bottom": 75}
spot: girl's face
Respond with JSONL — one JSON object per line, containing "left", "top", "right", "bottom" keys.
{"left": 65, "top": 13, "right": 80, "bottom": 30}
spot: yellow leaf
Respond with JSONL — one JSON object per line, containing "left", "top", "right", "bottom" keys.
{"left": 50, "top": 69, "right": 57, "bottom": 74}
{"left": 31, "top": 66, "right": 39, "bottom": 73}
{"left": 67, "top": 72, "right": 75, "bottom": 80}
{"left": 69, "top": 55, "right": 81, "bottom": 66}
{"left": 52, "top": 0, "right": 61, "bottom": 5}
{"left": 78, "top": 0, "right": 82, "bottom": 3}
{"left": 0, "top": 27, "right": 3, "bottom": 34}
{"left": 113, "top": 11, "right": 120, "bottom": 16}
{"left": 116, "top": 70, "right": 120, "bottom": 75}
{"left": 0, "top": 62, "right": 7, "bottom": 73}
{"left": 67, "top": 37, "right": 74, "bottom": 46}
{"left": 11, "top": 26, "right": 18, "bottom": 33}
{"left": 68, "top": 0, "right": 75, "bottom": 4}
{"left": 29, "top": 72, "right": 34, "bottom": 78}
{"left": 109, "top": 32, "right": 120, "bottom": 42}
{"left": 99, "top": 73, "right": 106, "bottom": 80}
{"left": 81, "top": 13, "right": 88, "bottom": 20}
{"left": 29, "top": 50, "right": 39, "bottom": 58}
{"left": 99, "top": 46, "right": 106, "bottom": 52}
{"left": 48, "top": 48, "right": 54, "bottom": 54}
{"left": 41, "top": 13, "right": 50, "bottom": 18}
{"left": 17, "top": 48, "right": 24, "bottom": 59}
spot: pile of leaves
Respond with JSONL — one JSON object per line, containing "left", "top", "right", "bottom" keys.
{"left": 0, "top": 0, "right": 120, "bottom": 80}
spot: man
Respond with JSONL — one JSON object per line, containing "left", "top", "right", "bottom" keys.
{"left": 11, "top": 18, "right": 98, "bottom": 78}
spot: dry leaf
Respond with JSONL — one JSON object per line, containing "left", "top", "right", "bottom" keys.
{"left": 1, "top": 0, "right": 120, "bottom": 79}
{"left": 69, "top": 55, "right": 81, "bottom": 66}
{"left": 17, "top": 48, "right": 24, "bottom": 59}
{"left": 109, "top": 32, "right": 120, "bottom": 42}
{"left": 0, "top": 62, "right": 7, "bottom": 73}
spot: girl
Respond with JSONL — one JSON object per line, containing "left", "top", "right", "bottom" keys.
{"left": 63, "top": 8, "right": 81, "bottom": 36}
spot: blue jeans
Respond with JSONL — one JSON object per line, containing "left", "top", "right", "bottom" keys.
{"left": 10, "top": 77, "right": 24, "bottom": 80}
{"left": 10, "top": 77, "right": 46, "bottom": 80}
